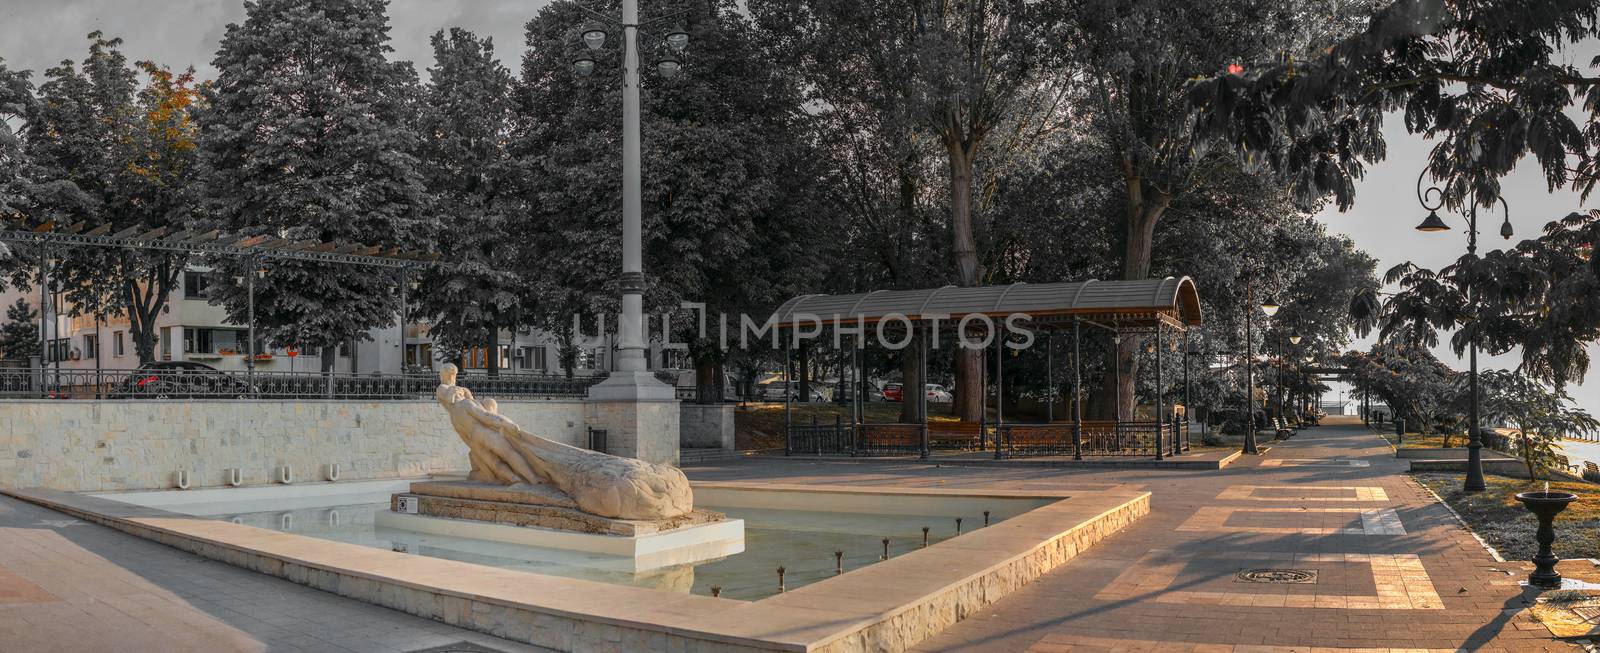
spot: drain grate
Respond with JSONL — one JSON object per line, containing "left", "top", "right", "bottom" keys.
{"left": 1234, "top": 568, "right": 1317, "bottom": 584}
{"left": 406, "top": 642, "right": 509, "bottom": 653}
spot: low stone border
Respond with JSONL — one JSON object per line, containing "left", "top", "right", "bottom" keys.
{"left": 2, "top": 482, "right": 1148, "bottom": 653}
{"left": 744, "top": 449, "right": 1241, "bottom": 470}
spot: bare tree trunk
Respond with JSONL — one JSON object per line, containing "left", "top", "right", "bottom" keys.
{"left": 898, "top": 333, "right": 925, "bottom": 423}
{"left": 1095, "top": 171, "right": 1172, "bottom": 420}
{"left": 695, "top": 357, "right": 718, "bottom": 404}
{"left": 946, "top": 138, "right": 985, "bottom": 423}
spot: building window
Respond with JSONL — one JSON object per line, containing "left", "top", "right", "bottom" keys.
{"left": 47, "top": 338, "right": 70, "bottom": 362}
{"left": 113, "top": 331, "right": 125, "bottom": 357}
{"left": 83, "top": 334, "right": 97, "bottom": 360}
{"left": 528, "top": 346, "right": 548, "bottom": 371}
{"left": 183, "top": 270, "right": 210, "bottom": 299}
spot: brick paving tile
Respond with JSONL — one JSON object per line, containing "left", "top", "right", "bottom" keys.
{"left": 684, "top": 417, "right": 1577, "bottom": 652}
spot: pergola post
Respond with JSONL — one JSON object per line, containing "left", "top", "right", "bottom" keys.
{"left": 1155, "top": 322, "right": 1165, "bottom": 461}
{"left": 247, "top": 257, "right": 258, "bottom": 397}
{"left": 1072, "top": 317, "right": 1083, "bottom": 460}
{"left": 1046, "top": 332, "right": 1054, "bottom": 423}
{"left": 1112, "top": 332, "right": 1122, "bottom": 452}
{"left": 37, "top": 245, "right": 48, "bottom": 397}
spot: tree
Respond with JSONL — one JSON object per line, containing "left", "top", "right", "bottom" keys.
{"left": 0, "top": 298, "right": 39, "bottom": 360}
{"left": 412, "top": 28, "right": 522, "bottom": 373}
{"left": 1341, "top": 343, "right": 1460, "bottom": 440}
{"left": 200, "top": 0, "right": 429, "bottom": 373}
{"left": 1480, "top": 369, "right": 1599, "bottom": 480}
{"left": 24, "top": 34, "right": 201, "bottom": 363}
{"left": 1191, "top": 0, "right": 1600, "bottom": 213}
{"left": 752, "top": 0, "right": 1070, "bottom": 421}
{"left": 1064, "top": 0, "right": 1379, "bottom": 418}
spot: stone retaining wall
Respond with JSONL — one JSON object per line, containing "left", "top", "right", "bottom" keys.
{"left": 0, "top": 400, "right": 587, "bottom": 492}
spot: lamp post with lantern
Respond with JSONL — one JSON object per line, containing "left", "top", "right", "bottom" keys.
{"left": 568, "top": 2, "right": 692, "bottom": 401}
{"left": 1415, "top": 167, "right": 1512, "bottom": 493}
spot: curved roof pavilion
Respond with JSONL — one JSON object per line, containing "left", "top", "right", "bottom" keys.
{"left": 769, "top": 277, "right": 1203, "bottom": 332}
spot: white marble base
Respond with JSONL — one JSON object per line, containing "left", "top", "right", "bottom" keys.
{"left": 376, "top": 510, "right": 744, "bottom": 571}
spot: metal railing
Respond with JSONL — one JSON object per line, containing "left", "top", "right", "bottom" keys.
{"left": 0, "top": 366, "right": 603, "bottom": 400}
{"left": 996, "top": 420, "right": 1191, "bottom": 458}
{"left": 786, "top": 416, "right": 854, "bottom": 455}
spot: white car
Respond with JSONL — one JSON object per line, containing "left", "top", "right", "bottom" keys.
{"left": 924, "top": 384, "right": 953, "bottom": 403}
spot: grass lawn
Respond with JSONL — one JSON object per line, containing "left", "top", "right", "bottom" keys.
{"left": 733, "top": 402, "right": 968, "bottom": 451}
{"left": 1378, "top": 432, "right": 1465, "bottom": 449}
{"left": 1416, "top": 473, "right": 1600, "bottom": 560}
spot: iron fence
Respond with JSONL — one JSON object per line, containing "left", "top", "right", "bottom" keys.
{"left": 995, "top": 420, "right": 1191, "bottom": 458}
{"left": 0, "top": 367, "right": 604, "bottom": 400}
{"left": 786, "top": 416, "right": 854, "bottom": 455}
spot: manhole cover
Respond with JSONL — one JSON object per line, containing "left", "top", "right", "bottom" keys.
{"left": 1235, "top": 568, "right": 1317, "bottom": 584}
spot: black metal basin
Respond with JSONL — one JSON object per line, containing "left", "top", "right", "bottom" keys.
{"left": 1516, "top": 490, "right": 1578, "bottom": 589}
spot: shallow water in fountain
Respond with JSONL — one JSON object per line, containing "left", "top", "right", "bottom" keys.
{"left": 201, "top": 498, "right": 996, "bottom": 600}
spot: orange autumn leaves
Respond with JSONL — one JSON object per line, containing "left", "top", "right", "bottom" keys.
{"left": 126, "top": 62, "right": 201, "bottom": 182}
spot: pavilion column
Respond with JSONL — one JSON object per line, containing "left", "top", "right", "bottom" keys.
{"left": 1073, "top": 318, "right": 1083, "bottom": 460}
{"left": 978, "top": 327, "right": 987, "bottom": 451}
{"left": 1155, "top": 323, "right": 1165, "bottom": 461}
{"left": 992, "top": 332, "right": 1004, "bottom": 460}
{"left": 784, "top": 338, "right": 793, "bottom": 457}
{"left": 919, "top": 324, "right": 930, "bottom": 460}
{"left": 1046, "top": 333, "right": 1054, "bottom": 423}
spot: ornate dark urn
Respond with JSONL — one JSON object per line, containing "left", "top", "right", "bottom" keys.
{"left": 1515, "top": 489, "right": 1578, "bottom": 589}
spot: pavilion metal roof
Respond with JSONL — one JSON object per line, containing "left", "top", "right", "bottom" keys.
{"left": 769, "top": 277, "right": 1203, "bottom": 330}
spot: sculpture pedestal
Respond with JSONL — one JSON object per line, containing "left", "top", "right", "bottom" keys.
{"left": 380, "top": 481, "right": 742, "bottom": 571}
{"left": 585, "top": 389, "right": 681, "bottom": 467}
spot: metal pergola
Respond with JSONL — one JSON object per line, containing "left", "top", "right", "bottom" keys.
{"left": 767, "top": 277, "right": 1206, "bottom": 460}
{"left": 2, "top": 220, "right": 443, "bottom": 385}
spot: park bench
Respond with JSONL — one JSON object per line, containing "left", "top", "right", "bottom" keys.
{"left": 928, "top": 421, "right": 984, "bottom": 449}
{"left": 1583, "top": 461, "right": 1600, "bottom": 483}
{"left": 1272, "top": 417, "right": 1295, "bottom": 440}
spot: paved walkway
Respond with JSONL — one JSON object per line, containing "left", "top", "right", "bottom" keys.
{"left": 0, "top": 494, "right": 550, "bottom": 652}
{"left": 688, "top": 417, "right": 1574, "bottom": 652}
{"left": 0, "top": 417, "right": 1574, "bottom": 652}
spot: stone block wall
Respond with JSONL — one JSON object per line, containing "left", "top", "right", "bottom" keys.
{"left": 679, "top": 403, "right": 734, "bottom": 450}
{"left": 0, "top": 399, "right": 587, "bottom": 492}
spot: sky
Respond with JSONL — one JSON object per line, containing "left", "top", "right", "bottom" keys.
{"left": 2, "top": 0, "right": 1596, "bottom": 416}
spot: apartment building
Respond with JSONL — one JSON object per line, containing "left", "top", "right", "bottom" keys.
{"left": 4, "top": 270, "right": 690, "bottom": 378}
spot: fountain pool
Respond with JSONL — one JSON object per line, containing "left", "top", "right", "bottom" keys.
{"left": 93, "top": 479, "right": 1048, "bottom": 601}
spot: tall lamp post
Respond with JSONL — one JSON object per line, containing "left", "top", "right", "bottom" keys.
{"left": 570, "top": 2, "right": 691, "bottom": 401}
{"left": 1287, "top": 333, "right": 1301, "bottom": 420}
{"left": 1415, "top": 168, "right": 1512, "bottom": 493}
{"left": 1241, "top": 276, "right": 1277, "bottom": 455}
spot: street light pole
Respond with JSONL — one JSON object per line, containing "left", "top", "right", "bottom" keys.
{"left": 1242, "top": 276, "right": 1259, "bottom": 455}
{"left": 580, "top": 0, "right": 681, "bottom": 401}
{"left": 1414, "top": 170, "right": 1508, "bottom": 493}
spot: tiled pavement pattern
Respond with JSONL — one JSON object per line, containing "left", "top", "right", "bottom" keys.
{"left": 0, "top": 496, "right": 552, "bottom": 653}
{"left": 686, "top": 417, "right": 1575, "bottom": 652}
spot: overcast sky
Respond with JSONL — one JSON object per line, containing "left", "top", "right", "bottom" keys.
{"left": 3, "top": 0, "right": 1596, "bottom": 415}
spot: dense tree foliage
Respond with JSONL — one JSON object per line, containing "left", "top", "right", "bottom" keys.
{"left": 22, "top": 34, "right": 202, "bottom": 363}
{"left": 200, "top": 0, "right": 428, "bottom": 372}
{"left": 412, "top": 28, "right": 523, "bottom": 372}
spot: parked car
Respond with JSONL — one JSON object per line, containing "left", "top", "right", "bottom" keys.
{"left": 759, "top": 381, "right": 826, "bottom": 402}
{"left": 883, "top": 382, "right": 904, "bottom": 402}
{"left": 924, "top": 384, "right": 953, "bottom": 403}
{"left": 835, "top": 381, "right": 885, "bottom": 403}
{"left": 111, "top": 361, "right": 255, "bottom": 399}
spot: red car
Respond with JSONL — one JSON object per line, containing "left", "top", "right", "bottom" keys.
{"left": 883, "top": 383, "right": 903, "bottom": 402}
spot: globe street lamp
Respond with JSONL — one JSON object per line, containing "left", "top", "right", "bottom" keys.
{"left": 568, "top": 2, "right": 691, "bottom": 401}
{"left": 1415, "top": 167, "right": 1512, "bottom": 493}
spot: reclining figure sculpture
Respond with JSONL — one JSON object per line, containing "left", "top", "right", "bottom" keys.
{"left": 435, "top": 364, "right": 693, "bottom": 521}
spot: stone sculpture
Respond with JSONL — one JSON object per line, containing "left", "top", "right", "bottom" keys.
{"left": 435, "top": 364, "right": 693, "bottom": 521}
